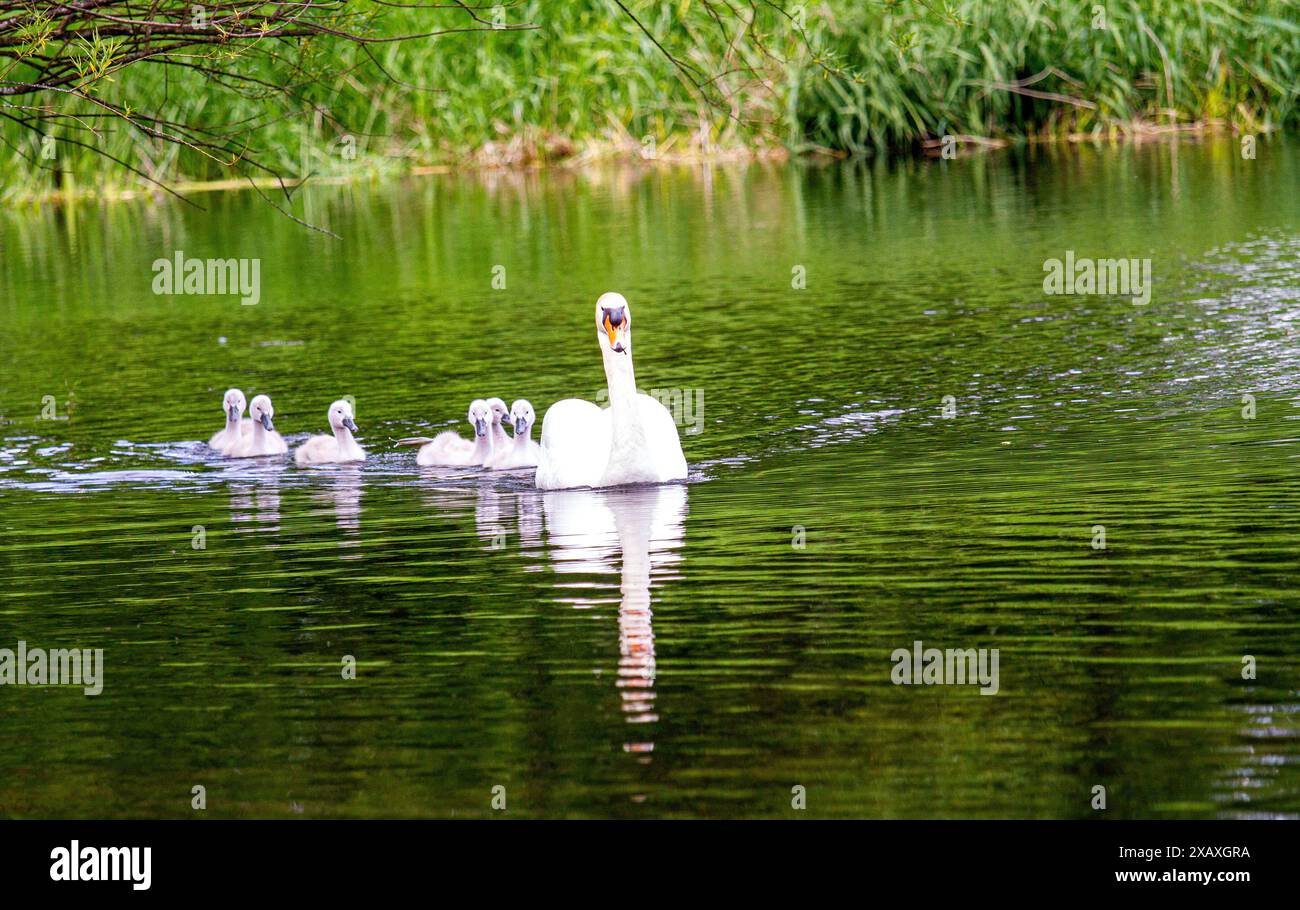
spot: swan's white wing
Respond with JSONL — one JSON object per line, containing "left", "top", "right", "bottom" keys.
{"left": 295, "top": 434, "right": 364, "bottom": 465}
{"left": 487, "top": 439, "right": 541, "bottom": 470}
{"left": 208, "top": 428, "right": 232, "bottom": 451}
{"left": 416, "top": 431, "right": 473, "bottom": 467}
{"left": 635, "top": 394, "right": 688, "bottom": 482}
{"left": 294, "top": 434, "right": 335, "bottom": 466}
{"left": 229, "top": 430, "right": 288, "bottom": 458}
{"left": 536, "top": 398, "right": 611, "bottom": 490}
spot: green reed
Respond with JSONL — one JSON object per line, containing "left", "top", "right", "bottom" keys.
{"left": 1, "top": 1, "right": 1296, "bottom": 195}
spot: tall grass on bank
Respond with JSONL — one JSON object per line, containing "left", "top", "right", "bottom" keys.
{"left": 793, "top": 0, "right": 1299, "bottom": 155}
{"left": 1, "top": 1, "right": 1297, "bottom": 197}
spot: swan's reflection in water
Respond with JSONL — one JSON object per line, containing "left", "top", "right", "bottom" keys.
{"left": 475, "top": 487, "right": 509, "bottom": 549}
{"left": 474, "top": 486, "right": 542, "bottom": 552}
{"left": 309, "top": 466, "right": 363, "bottom": 553}
{"left": 1216, "top": 702, "right": 1300, "bottom": 819}
{"left": 229, "top": 470, "right": 282, "bottom": 539}
{"left": 462, "top": 480, "right": 543, "bottom": 551}
{"left": 419, "top": 481, "right": 544, "bottom": 553}
{"left": 542, "top": 484, "right": 687, "bottom": 754}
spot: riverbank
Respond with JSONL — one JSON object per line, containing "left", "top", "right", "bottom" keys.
{"left": 5, "top": 118, "right": 1272, "bottom": 207}
{"left": 3, "top": 0, "right": 1295, "bottom": 203}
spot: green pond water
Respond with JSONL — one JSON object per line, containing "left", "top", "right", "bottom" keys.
{"left": 1, "top": 138, "right": 1298, "bottom": 818}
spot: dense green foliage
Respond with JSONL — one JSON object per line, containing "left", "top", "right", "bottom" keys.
{"left": 1, "top": 0, "right": 1296, "bottom": 194}
{"left": 798, "top": 0, "right": 1300, "bottom": 154}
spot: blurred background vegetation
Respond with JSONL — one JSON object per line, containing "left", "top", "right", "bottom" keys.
{"left": 1, "top": 0, "right": 1297, "bottom": 197}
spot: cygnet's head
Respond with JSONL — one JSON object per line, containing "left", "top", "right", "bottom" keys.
{"left": 328, "top": 399, "right": 358, "bottom": 433}
{"left": 222, "top": 388, "right": 247, "bottom": 422}
{"left": 249, "top": 394, "right": 276, "bottom": 431}
{"left": 595, "top": 292, "right": 630, "bottom": 355}
{"left": 510, "top": 400, "right": 535, "bottom": 435}
{"left": 486, "top": 398, "right": 509, "bottom": 427}
{"left": 467, "top": 399, "right": 491, "bottom": 437}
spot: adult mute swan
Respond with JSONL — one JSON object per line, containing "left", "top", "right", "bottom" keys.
{"left": 208, "top": 388, "right": 252, "bottom": 454}
{"left": 535, "top": 293, "right": 687, "bottom": 490}
{"left": 487, "top": 399, "right": 541, "bottom": 470}
{"left": 294, "top": 399, "right": 365, "bottom": 466}
{"left": 401, "top": 399, "right": 494, "bottom": 467}
{"left": 229, "top": 394, "right": 288, "bottom": 457}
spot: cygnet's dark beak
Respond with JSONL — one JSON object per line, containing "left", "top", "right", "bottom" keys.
{"left": 513, "top": 416, "right": 526, "bottom": 433}
{"left": 228, "top": 404, "right": 239, "bottom": 421}
{"left": 475, "top": 417, "right": 487, "bottom": 437}
{"left": 343, "top": 416, "right": 358, "bottom": 433}
{"left": 261, "top": 413, "right": 275, "bottom": 431}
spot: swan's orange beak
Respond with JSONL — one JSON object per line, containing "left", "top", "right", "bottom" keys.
{"left": 602, "top": 310, "right": 628, "bottom": 353}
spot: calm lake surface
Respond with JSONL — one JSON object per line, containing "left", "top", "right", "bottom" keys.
{"left": 2, "top": 138, "right": 1298, "bottom": 818}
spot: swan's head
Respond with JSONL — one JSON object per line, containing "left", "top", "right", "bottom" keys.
{"left": 595, "top": 291, "right": 630, "bottom": 355}
{"left": 222, "top": 388, "right": 247, "bottom": 422}
{"left": 467, "top": 399, "right": 491, "bottom": 438}
{"left": 509, "top": 399, "right": 535, "bottom": 435}
{"left": 486, "top": 397, "right": 509, "bottom": 427}
{"left": 328, "top": 399, "right": 358, "bottom": 433}
{"left": 249, "top": 394, "right": 276, "bottom": 432}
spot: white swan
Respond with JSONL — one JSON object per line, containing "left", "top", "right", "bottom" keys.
{"left": 229, "top": 394, "right": 288, "bottom": 457}
{"left": 486, "top": 397, "right": 511, "bottom": 454}
{"left": 208, "top": 388, "right": 252, "bottom": 454}
{"left": 408, "top": 399, "right": 494, "bottom": 467}
{"left": 294, "top": 399, "right": 365, "bottom": 466}
{"left": 535, "top": 293, "right": 687, "bottom": 490}
{"left": 487, "top": 400, "right": 542, "bottom": 470}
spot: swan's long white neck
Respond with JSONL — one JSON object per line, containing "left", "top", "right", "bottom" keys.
{"left": 491, "top": 421, "right": 510, "bottom": 450}
{"left": 514, "top": 425, "right": 533, "bottom": 452}
{"left": 602, "top": 341, "right": 641, "bottom": 435}
{"left": 332, "top": 424, "right": 356, "bottom": 449}
{"left": 602, "top": 335, "right": 660, "bottom": 485}
{"left": 225, "top": 411, "right": 241, "bottom": 434}
{"left": 472, "top": 430, "right": 493, "bottom": 461}
{"left": 252, "top": 420, "right": 267, "bottom": 443}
